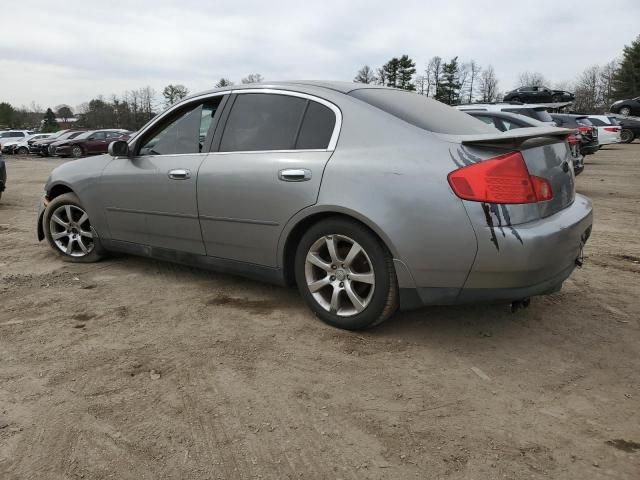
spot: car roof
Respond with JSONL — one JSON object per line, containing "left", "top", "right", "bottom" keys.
{"left": 182, "top": 80, "right": 388, "bottom": 101}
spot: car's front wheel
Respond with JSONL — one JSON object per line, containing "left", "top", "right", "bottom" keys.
{"left": 619, "top": 107, "right": 631, "bottom": 116}
{"left": 295, "top": 218, "right": 398, "bottom": 330}
{"left": 620, "top": 129, "right": 635, "bottom": 144}
{"left": 16, "top": 147, "right": 28, "bottom": 155}
{"left": 43, "top": 193, "right": 105, "bottom": 263}
{"left": 71, "top": 145, "right": 84, "bottom": 158}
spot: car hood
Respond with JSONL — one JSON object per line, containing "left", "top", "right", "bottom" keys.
{"left": 35, "top": 138, "right": 60, "bottom": 146}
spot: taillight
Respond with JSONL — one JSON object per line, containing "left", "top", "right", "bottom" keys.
{"left": 567, "top": 134, "right": 577, "bottom": 145}
{"left": 447, "top": 151, "right": 553, "bottom": 204}
{"left": 603, "top": 127, "right": 619, "bottom": 132}
{"left": 577, "top": 126, "right": 591, "bottom": 135}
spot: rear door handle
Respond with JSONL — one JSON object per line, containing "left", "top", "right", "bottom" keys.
{"left": 278, "top": 169, "right": 312, "bottom": 182}
{"left": 168, "top": 169, "right": 192, "bottom": 180}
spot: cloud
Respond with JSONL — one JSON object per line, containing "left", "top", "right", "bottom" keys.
{"left": 1, "top": 0, "right": 638, "bottom": 108}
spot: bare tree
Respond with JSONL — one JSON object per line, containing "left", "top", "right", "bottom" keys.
{"left": 573, "top": 66, "right": 601, "bottom": 113}
{"left": 426, "top": 56, "right": 443, "bottom": 97}
{"left": 353, "top": 65, "right": 377, "bottom": 84}
{"left": 162, "top": 84, "right": 189, "bottom": 106}
{"left": 241, "top": 74, "right": 264, "bottom": 84}
{"left": 599, "top": 60, "right": 618, "bottom": 108}
{"left": 467, "top": 60, "right": 481, "bottom": 103}
{"left": 215, "top": 78, "right": 234, "bottom": 88}
{"left": 479, "top": 65, "right": 499, "bottom": 102}
{"left": 414, "top": 75, "right": 427, "bottom": 95}
{"left": 517, "top": 71, "right": 547, "bottom": 87}
{"left": 457, "top": 63, "right": 470, "bottom": 105}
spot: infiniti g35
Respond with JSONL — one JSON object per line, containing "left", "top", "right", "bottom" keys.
{"left": 37, "top": 81, "right": 593, "bottom": 330}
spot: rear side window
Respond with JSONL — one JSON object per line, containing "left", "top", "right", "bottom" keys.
{"left": 350, "top": 88, "right": 494, "bottom": 134}
{"left": 220, "top": 94, "right": 307, "bottom": 151}
{"left": 296, "top": 101, "right": 336, "bottom": 149}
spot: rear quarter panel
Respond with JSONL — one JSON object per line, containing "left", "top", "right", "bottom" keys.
{"left": 308, "top": 95, "right": 478, "bottom": 290}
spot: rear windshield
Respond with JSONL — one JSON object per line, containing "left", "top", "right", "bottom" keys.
{"left": 349, "top": 88, "right": 495, "bottom": 134}
{"left": 503, "top": 107, "right": 553, "bottom": 123}
{"left": 608, "top": 117, "right": 619, "bottom": 125}
{"left": 576, "top": 118, "right": 593, "bottom": 126}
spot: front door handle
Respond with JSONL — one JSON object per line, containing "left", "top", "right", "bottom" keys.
{"left": 278, "top": 168, "right": 312, "bottom": 182}
{"left": 168, "top": 169, "right": 192, "bottom": 180}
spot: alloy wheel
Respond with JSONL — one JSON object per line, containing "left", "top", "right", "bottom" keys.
{"left": 49, "top": 204, "right": 94, "bottom": 257}
{"left": 72, "top": 146, "right": 83, "bottom": 158}
{"left": 620, "top": 107, "right": 631, "bottom": 116}
{"left": 620, "top": 129, "right": 634, "bottom": 143}
{"left": 304, "top": 234, "right": 375, "bottom": 317}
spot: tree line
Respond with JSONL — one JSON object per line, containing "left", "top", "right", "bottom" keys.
{"left": 0, "top": 35, "right": 638, "bottom": 130}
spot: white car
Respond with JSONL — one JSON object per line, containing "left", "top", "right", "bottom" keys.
{"left": 0, "top": 130, "right": 35, "bottom": 153}
{"left": 586, "top": 116, "right": 622, "bottom": 146}
{"left": 455, "top": 103, "right": 556, "bottom": 125}
{"left": 2, "top": 133, "right": 53, "bottom": 154}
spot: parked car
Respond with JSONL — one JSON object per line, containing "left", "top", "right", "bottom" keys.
{"left": 586, "top": 115, "right": 622, "bottom": 146}
{"left": 0, "top": 130, "right": 35, "bottom": 153}
{"left": 37, "top": 81, "right": 592, "bottom": 330}
{"left": 503, "top": 86, "right": 575, "bottom": 104}
{"left": 2, "top": 133, "right": 54, "bottom": 155}
{"left": 31, "top": 130, "right": 85, "bottom": 156}
{"left": 0, "top": 153, "right": 5, "bottom": 201}
{"left": 50, "top": 129, "right": 131, "bottom": 158}
{"left": 465, "top": 110, "right": 584, "bottom": 175}
{"left": 610, "top": 97, "right": 640, "bottom": 117}
{"left": 550, "top": 114, "right": 599, "bottom": 156}
{"left": 455, "top": 103, "right": 556, "bottom": 125}
{"left": 610, "top": 115, "right": 640, "bottom": 143}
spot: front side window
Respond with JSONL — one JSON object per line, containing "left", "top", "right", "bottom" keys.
{"left": 220, "top": 93, "right": 307, "bottom": 152}
{"left": 139, "top": 99, "right": 220, "bottom": 156}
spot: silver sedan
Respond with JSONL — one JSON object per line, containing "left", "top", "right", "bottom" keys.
{"left": 37, "top": 81, "right": 592, "bottom": 330}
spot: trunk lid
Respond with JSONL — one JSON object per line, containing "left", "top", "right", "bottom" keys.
{"left": 446, "top": 127, "right": 576, "bottom": 221}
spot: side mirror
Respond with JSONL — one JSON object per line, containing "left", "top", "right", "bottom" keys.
{"left": 108, "top": 140, "right": 129, "bottom": 157}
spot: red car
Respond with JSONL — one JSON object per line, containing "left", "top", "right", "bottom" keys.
{"left": 50, "top": 129, "right": 131, "bottom": 158}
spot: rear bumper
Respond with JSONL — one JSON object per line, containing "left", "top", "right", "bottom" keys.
{"left": 399, "top": 195, "right": 593, "bottom": 310}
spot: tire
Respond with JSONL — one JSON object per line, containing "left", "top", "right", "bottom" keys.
{"left": 16, "top": 146, "right": 28, "bottom": 155}
{"left": 619, "top": 107, "right": 631, "bottom": 116}
{"left": 71, "top": 145, "right": 83, "bottom": 158}
{"left": 513, "top": 96, "right": 524, "bottom": 104}
{"left": 552, "top": 95, "right": 563, "bottom": 103}
{"left": 620, "top": 129, "right": 635, "bottom": 144}
{"left": 43, "top": 192, "right": 106, "bottom": 263}
{"left": 294, "top": 217, "right": 398, "bottom": 330}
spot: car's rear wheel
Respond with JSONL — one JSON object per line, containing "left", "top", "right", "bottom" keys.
{"left": 295, "top": 218, "right": 398, "bottom": 330}
{"left": 16, "top": 146, "right": 28, "bottom": 154}
{"left": 619, "top": 107, "right": 631, "bottom": 116}
{"left": 43, "top": 193, "right": 105, "bottom": 263}
{"left": 552, "top": 94, "right": 563, "bottom": 103}
{"left": 620, "top": 129, "right": 635, "bottom": 143}
{"left": 71, "top": 145, "right": 83, "bottom": 158}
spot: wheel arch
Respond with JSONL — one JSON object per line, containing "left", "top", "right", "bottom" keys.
{"left": 38, "top": 183, "right": 76, "bottom": 241}
{"left": 279, "top": 206, "right": 400, "bottom": 286}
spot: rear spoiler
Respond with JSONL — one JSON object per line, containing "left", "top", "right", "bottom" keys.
{"left": 440, "top": 127, "right": 573, "bottom": 146}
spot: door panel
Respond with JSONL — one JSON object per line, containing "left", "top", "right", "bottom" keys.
{"left": 99, "top": 98, "right": 225, "bottom": 254}
{"left": 101, "top": 154, "right": 207, "bottom": 254}
{"left": 197, "top": 151, "right": 332, "bottom": 266}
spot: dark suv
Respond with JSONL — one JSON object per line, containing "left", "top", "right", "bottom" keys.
{"left": 551, "top": 114, "right": 599, "bottom": 155}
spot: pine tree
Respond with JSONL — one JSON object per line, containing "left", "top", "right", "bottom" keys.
{"left": 435, "top": 57, "right": 462, "bottom": 105}
{"left": 382, "top": 57, "right": 401, "bottom": 88}
{"left": 613, "top": 35, "right": 640, "bottom": 99}
{"left": 42, "top": 108, "right": 59, "bottom": 132}
{"left": 397, "top": 55, "right": 416, "bottom": 91}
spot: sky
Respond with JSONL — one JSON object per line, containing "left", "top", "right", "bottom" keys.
{"left": 1, "top": 0, "right": 638, "bottom": 110}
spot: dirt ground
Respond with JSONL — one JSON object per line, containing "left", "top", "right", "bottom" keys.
{"left": 0, "top": 145, "right": 639, "bottom": 480}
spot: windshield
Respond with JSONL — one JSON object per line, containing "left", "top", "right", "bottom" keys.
{"left": 350, "top": 88, "right": 495, "bottom": 134}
